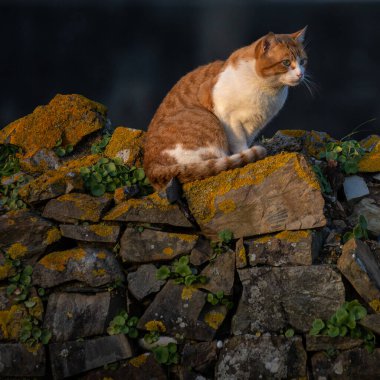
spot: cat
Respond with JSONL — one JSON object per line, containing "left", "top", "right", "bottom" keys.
{"left": 143, "top": 27, "right": 308, "bottom": 190}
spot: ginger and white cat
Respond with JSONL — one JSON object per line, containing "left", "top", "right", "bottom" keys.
{"left": 144, "top": 28, "right": 308, "bottom": 190}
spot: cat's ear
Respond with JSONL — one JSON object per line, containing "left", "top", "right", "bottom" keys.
{"left": 291, "top": 26, "right": 307, "bottom": 43}
{"left": 262, "top": 32, "right": 275, "bottom": 53}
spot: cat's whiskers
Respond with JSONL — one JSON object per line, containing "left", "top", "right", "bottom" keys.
{"left": 302, "top": 74, "right": 319, "bottom": 98}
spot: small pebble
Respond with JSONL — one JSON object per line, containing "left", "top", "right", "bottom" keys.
{"left": 217, "top": 340, "right": 223, "bottom": 349}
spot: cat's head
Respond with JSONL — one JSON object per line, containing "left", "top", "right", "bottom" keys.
{"left": 254, "top": 27, "right": 308, "bottom": 87}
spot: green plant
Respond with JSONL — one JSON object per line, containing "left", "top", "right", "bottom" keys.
{"left": 312, "top": 164, "right": 332, "bottom": 194}
{"left": 144, "top": 330, "right": 160, "bottom": 345}
{"left": 0, "top": 144, "right": 21, "bottom": 178}
{"left": 310, "top": 300, "right": 375, "bottom": 353}
{"left": 0, "top": 175, "right": 31, "bottom": 211}
{"left": 207, "top": 291, "right": 234, "bottom": 310}
{"left": 319, "top": 140, "right": 366, "bottom": 175}
{"left": 19, "top": 315, "right": 52, "bottom": 348}
{"left": 343, "top": 215, "right": 369, "bottom": 243}
{"left": 152, "top": 343, "right": 179, "bottom": 365}
{"left": 210, "top": 229, "right": 234, "bottom": 259}
{"left": 284, "top": 328, "right": 295, "bottom": 338}
{"left": 156, "top": 256, "right": 208, "bottom": 286}
{"left": 80, "top": 157, "right": 152, "bottom": 197}
{"left": 6, "top": 261, "right": 34, "bottom": 303}
{"left": 107, "top": 310, "right": 139, "bottom": 338}
{"left": 54, "top": 138, "right": 73, "bottom": 157}
{"left": 91, "top": 133, "right": 112, "bottom": 154}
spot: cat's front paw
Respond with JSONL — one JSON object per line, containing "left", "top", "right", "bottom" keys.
{"left": 253, "top": 145, "right": 267, "bottom": 159}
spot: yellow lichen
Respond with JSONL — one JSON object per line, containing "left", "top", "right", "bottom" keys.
{"left": 181, "top": 286, "right": 198, "bottom": 300}
{"left": 28, "top": 297, "right": 44, "bottom": 320}
{"left": 0, "top": 304, "right": 28, "bottom": 340}
{"left": 162, "top": 247, "right": 174, "bottom": 256}
{"left": 0, "top": 262, "right": 14, "bottom": 280}
{"left": 39, "top": 248, "right": 86, "bottom": 272}
{"left": 359, "top": 136, "right": 380, "bottom": 172}
{"left": 278, "top": 129, "right": 307, "bottom": 138}
{"left": 218, "top": 199, "right": 237, "bottom": 214}
{"left": 304, "top": 130, "right": 333, "bottom": 158}
{"left": 238, "top": 246, "right": 247, "bottom": 266}
{"left": 204, "top": 311, "right": 225, "bottom": 330}
{"left": 144, "top": 320, "right": 166, "bottom": 332}
{"left": 129, "top": 353, "right": 149, "bottom": 368}
{"left": 255, "top": 230, "right": 310, "bottom": 244}
{"left": 369, "top": 299, "right": 380, "bottom": 313}
{"left": 88, "top": 224, "right": 114, "bottom": 237}
{"left": 43, "top": 227, "right": 61, "bottom": 246}
{"left": 168, "top": 233, "right": 197, "bottom": 243}
{"left": 7, "top": 243, "right": 28, "bottom": 260}
{"left": 92, "top": 269, "right": 106, "bottom": 277}
{"left": 97, "top": 252, "right": 107, "bottom": 260}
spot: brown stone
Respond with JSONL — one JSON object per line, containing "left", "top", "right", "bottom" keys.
{"left": 305, "top": 335, "right": 363, "bottom": 351}
{"left": 60, "top": 223, "right": 120, "bottom": 243}
{"left": 120, "top": 228, "right": 197, "bottom": 263}
{"left": 359, "top": 314, "right": 380, "bottom": 335}
{"left": 183, "top": 153, "right": 326, "bottom": 239}
{"left": 190, "top": 237, "right": 214, "bottom": 266}
{"left": 182, "top": 341, "right": 218, "bottom": 373}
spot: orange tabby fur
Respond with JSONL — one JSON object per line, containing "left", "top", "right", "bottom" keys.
{"left": 144, "top": 29, "right": 308, "bottom": 190}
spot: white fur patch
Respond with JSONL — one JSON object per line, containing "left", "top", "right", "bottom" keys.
{"left": 164, "top": 144, "right": 226, "bottom": 165}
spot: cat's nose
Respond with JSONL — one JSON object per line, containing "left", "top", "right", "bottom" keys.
{"left": 296, "top": 72, "right": 303, "bottom": 79}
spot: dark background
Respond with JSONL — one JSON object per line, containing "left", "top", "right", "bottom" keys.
{"left": 0, "top": 0, "right": 380, "bottom": 139}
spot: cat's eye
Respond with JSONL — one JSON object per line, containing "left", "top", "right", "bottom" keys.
{"left": 282, "top": 60, "right": 291, "bottom": 67}
{"left": 300, "top": 58, "right": 307, "bottom": 65}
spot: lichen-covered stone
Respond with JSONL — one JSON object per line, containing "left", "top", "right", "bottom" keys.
{"left": 104, "top": 191, "right": 192, "bottom": 227}
{"left": 182, "top": 341, "right": 218, "bottom": 374}
{"left": 0, "top": 210, "right": 61, "bottom": 259}
{"left": 0, "top": 343, "right": 46, "bottom": 377}
{"left": 18, "top": 154, "right": 100, "bottom": 203}
{"left": 43, "top": 192, "right": 113, "bottom": 223}
{"left": 120, "top": 228, "right": 198, "bottom": 263}
{"left": 303, "top": 130, "right": 334, "bottom": 158}
{"left": 183, "top": 152, "right": 326, "bottom": 239}
{"left": 359, "top": 134, "right": 380, "bottom": 172}
{"left": 19, "top": 148, "right": 60, "bottom": 174}
{"left": 0, "top": 252, "right": 15, "bottom": 280}
{"left": 60, "top": 223, "right": 120, "bottom": 243}
{"left": 305, "top": 335, "right": 363, "bottom": 351}
{"left": 49, "top": 335, "right": 132, "bottom": 379}
{"left": 262, "top": 129, "right": 304, "bottom": 155}
{"left": 200, "top": 303, "right": 228, "bottom": 339}
{"left": 245, "top": 230, "right": 322, "bottom": 266}
{"left": 235, "top": 237, "right": 247, "bottom": 269}
{"left": 215, "top": 334, "right": 307, "bottom": 379}
{"left": 232, "top": 266, "right": 345, "bottom": 334}
{"left": 349, "top": 197, "right": 380, "bottom": 236}
{"left": 33, "top": 247, "right": 124, "bottom": 288}
{"left": 338, "top": 239, "right": 380, "bottom": 312}
{"left": 127, "top": 264, "right": 165, "bottom": 301}
{"left": 0, "top": 303, "right": 29, "bottom": 341}
{"left": 104, "top": 126, "right": 145, "bottom": 166}
{"left": 0, "top": 94, "right": 107, "bottom": 158}
{"left": 43, "top": 292, "right": 111, "bottom": 342}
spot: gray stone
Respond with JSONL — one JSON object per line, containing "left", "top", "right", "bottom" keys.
{"left": 245, "top": 230, "right": 322, "bottom": 266}
{"left": 60, "top": 223, "right": 120, "bottom": 243}
{"left": 33, "top": 247, "right": 124, "bottom": 288}
{"left": 127, "top": 264, "right": 165, "bottom": 301}
{"left": 0, "top": 343, "right": 45, "bottom": 377}
{"left": 50, "top": 335, "right": 132, "bottom": 379}
{"left": 373, "top": 173, "right": 380, "bottom": 181}
{"left": 350, "top": 197, "right": 380, "bottom": 235}
{"left": 120, "top": 228, "right": 197, "bottom": 263}
{"left": 343, "top": 175, "right": 370, "bottom": 201}
{"left": 312, "top": 348, "right": 380, "bottom": 380}
{"left": 215, "top": 334, "right": 307, "bottom": 380}
{"left": 190, "top": 237, "right": 213, "bottom": 266}
{"left": 182, "top": 341, "right": 218, "bottom": 373}
{"left": 232, "top": 266, "right": 345, "bottom": 334}
{"left": 306, "top": 335, "right": 363, "bottom": 351}
{"left": 43, "top": 292, "right": 111, "bottom": 342}
{"left": 359, "top": 314, "right": 380, "bottom": 335}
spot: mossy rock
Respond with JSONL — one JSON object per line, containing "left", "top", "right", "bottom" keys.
{"left": 359, "top": 135, "right": 380, "bottom": 172}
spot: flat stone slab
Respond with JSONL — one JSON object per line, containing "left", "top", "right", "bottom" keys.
{"left": 215, "top": 334, "right": 307, "bottom": 380}
{"left": 50, "top": 335, "right": 132, "bottom": 379}
{"left": 120, "top": 228, "right": 197, "bottom": 263}
{"left": 359, "top": 134, "right": 380, "bottom": 172}
{"left": 43, "top": 192, "right": 113, "bottom": 223}
{"left": 43, "top": 292, "right": 111, "bottom": 342}
{"left": 232, "top": 266, "right": 345, "bottom": 334}
{"left": 312, "top": 348, "right": 380, "bottom": 379}
{"left": 338, "top": 239, "right": 380, "bottom": 312}
{"left": 0, "top": 343, "right": 46, "bottom": 377}
{"left": 104, "top": 192, "right": 192, "bottom": 227}
{"left": 245, "top": 230, "right": 322, "bottom": 266}
{"left": 0, "top": 210, "right": 61, "bottom": 259}
{"left": 183, "top": 152, "right": 326, "bottom": 239}
{"left": 305, "top": 335, "right": 363, "bottom": 351}
{"left": 127, "top": 264, "right": 165, "bottom": 301}
{"left": 33, "top": 247, "right": 124, "bottom": 288}
{"left": 343, "top": 175, "right": 370, "bottom": 201}
{"left": 60, "top": 223, "right": 120, "bottom": 243}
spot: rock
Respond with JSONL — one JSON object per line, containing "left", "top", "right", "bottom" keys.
{"left": 127, "top": 264, "right": 165, "bottom": 301}
{"left": 18, "top": 154, "right": 100, "bottom": 203}
{"left": 120, "top": 228, "right": 197, "bottom": 263}
{"left": 303, "top": 130, "right": 334, "bottom": 158}
{"left": 199, "top": 249, "right": 235, "bottom": 295}
{"left": 104, "top": 191, "right": 192, "bottom": 227}
{"left": 305, "top": 335, "right": 363, "bottom": 351}
{"left": 343, "top": 175, "right": 370, "bottom": 201}
{"left": 138, "top": 336, "right": 177, "bottom": 351}
{"left": 190, "top": 237, "right": 214, "bottom": 266}
{"left": 350, "top": 198, "right": 380, "bottom": 236}
{"left": 0, "top": 343, "right": 46, "bottom": 377}
{"left": 104, "top": 126, "right": 145, "bottom": 166}
{"left": 79, "top": 353, "right": 166, "bottom": 380}
{"left": 49, "top": 335, "right": 132, "bottom": 379}
{"left": 137, "top": 281, "right": 208, "bottom": 340}
{"left": 60, "top": 223, "right": 120, "bottom": 243}
{"left": 232, "top": 266, "right": 345, "bottom": 334}
{"left": 0, "top": 252, "right": 15, "bottom": 280}
{"left": 200, "top": 304, "right": 229, "bottom": 338}
{"left": 183, "top": 153, "right": 326, "bottom": 239}
{"left": 262, "top": 129, "right": 303, "bottom": 155}
{"left": 182, "top": 341, "right": 218, "bottom": 373}
{"left": 0, "top": 94, "right": 107, "bottom": 158}
{"left": 19, "top": 148, "right": 60, "bottom": 173}
{"left": 43, "top": 292, "right": 111, "bottom": 342}
{"left": 337, "top": 239, "right": 380, "bottom": 312}
{"left": 359, "top": 314, "right": 380, "bottom": 335}
{"left": 373, "top": 173, "right": 380, "bottom": 181}
{"left": 0, "top": 210, "right": 61, "bottom": 259}
{"left": 33, "top": 247, "right": 124, "bottom": 288}
{"left": 0, "top": 303, "right": 29, "bottom": 340}
{"left": 312, "top": 348, "right": 380, "bottom": 379}
{"left": 245, "top": 230, "right": 322, "bottom": 266}
{"left": 215, "top": 334, "right": 307, "bottom": 379}
{"left": 359, "top": 134, "right": 380, "bottom": 172}
{"left": 235, "top": 237, "right": 247, "bottom": 269}
{"left": 43, "top": 192, "right": 113, "bottom": 223}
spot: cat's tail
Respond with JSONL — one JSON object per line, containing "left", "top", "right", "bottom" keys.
{"left": 146, "top": 145, "right": 267, "bottom": 190}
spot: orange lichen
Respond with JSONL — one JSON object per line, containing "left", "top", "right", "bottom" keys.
{"left": 359, "top": 136, "right": 380, "bottom": 172}
{"left": 255, "top": 230, "right": 310, "bottom": 244}
{"left": 97, "top": 252, "right": 107, "bottom": 260}
{"left": 0, "top": 262, "right": 14, "bottom": 280}
{"left": 129, "top": 353, "right": 149, "bottom": 368}
{"left": 43, "top": 227, "right": 61, "bottom": 246}
{"left": 39, "top": 248, "right": 86, "bottom": 271}
{"left": 278, "top": 129, "right": 307, "bottom": 138}
{"left": 218, "top": 199, "right": 237, "bottom": 214}
{"left": 204, "top": 311, "right": 225, "bottom": 330}
{"left": 0, "top": 304, "right": 28, "bottom": 340}
{"left": 7, "top": 243, "right": 28, "bottom": 259}
{"left": 144, "top": 320, "right": 166, "bottom": 332}
{"left": 369, "top": 299, "right": 380, "bottom": 313}
{"left": 88, "top": 224, "right": 115, "bottom": 237}
{"left": 162, "top": 247, "right": 174, "bottom": 256}
{"left": 168, "top": 233, "right": 197, "bottom": 243}
{"left": 304, "top": 130, "right": 333, "bottom": 158}
{"left": 238, "top": 246, "right": 247, "bottom": 266}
